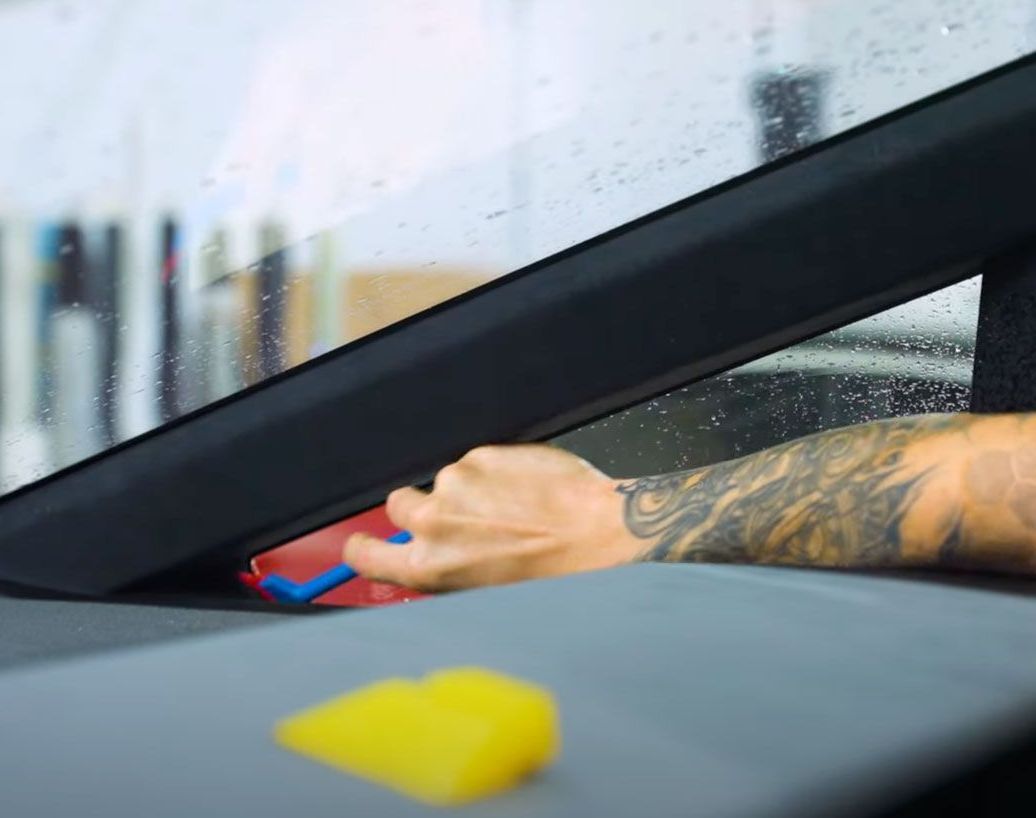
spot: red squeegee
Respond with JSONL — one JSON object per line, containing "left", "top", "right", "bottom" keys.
{"left": 246, "top": 505, "right": 428, "bottom": 608}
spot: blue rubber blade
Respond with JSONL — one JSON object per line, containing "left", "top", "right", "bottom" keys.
{"left": 259, "top": 529, "right": 412, "bottom": 603}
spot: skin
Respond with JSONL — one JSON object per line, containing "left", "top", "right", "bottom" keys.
{"left": 343, "top": 413, "right": 1036, "bottom": 591}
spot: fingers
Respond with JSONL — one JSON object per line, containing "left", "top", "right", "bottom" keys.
{"left": 343, "top": 533, "right": 414, "bottom": 586}
{"left": 385, "top": 486, "right": 428, "bottom": 530}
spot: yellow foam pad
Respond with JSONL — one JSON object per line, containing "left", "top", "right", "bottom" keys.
{"left": 273, "top": 667, "right": 560, "bottom": 806}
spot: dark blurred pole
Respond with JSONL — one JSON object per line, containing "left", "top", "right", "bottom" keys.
{"left": 36, "top": 224, "right": 59, "bottom": 424}
{"left": 159, "top": 217, "right": 180, "bottom": 422}
{"left": 751, "top": 69, "right": 826, "bottom": 162}
{"left": 56, "top": 223, "right": 86, "bottom": 309}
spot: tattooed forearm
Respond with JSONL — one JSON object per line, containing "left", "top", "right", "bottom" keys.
{"left": 617, "top": 413, "right": 1036, "bottom": 573}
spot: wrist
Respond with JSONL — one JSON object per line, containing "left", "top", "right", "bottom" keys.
{"left": 597, "top": 478, "right": 651, "bottom": 565}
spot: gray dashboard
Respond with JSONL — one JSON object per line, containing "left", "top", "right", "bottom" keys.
{"left": 1, "top": 564, "right": 1035, "bottom": 817}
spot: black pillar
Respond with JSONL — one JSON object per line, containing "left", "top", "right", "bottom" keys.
{"left": 971, "top": 243, "right": 1036, "bottom": 413}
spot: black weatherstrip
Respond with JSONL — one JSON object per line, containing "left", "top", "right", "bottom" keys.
{"left": 4, "top": 54, "right": 1036, "bottom": 595}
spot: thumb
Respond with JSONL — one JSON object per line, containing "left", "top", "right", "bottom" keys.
{"left": 343, "top": 532, "right": 414, "bottom": 586}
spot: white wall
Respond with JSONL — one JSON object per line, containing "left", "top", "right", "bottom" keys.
{"left": 1, "top": 0, "right": 1031, "bottom": 273}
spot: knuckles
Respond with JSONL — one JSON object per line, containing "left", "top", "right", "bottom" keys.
{"left": 460, "top": 445, "right": 499, "bottom": 468}
{"left": 407, "top": 500, "right": 439, "bottom": 530}
{"left": 385, "top": 487, "right": 410, "bottom": 516}
{"left": 433, "top": 463, "right": 464, "bottom": 492}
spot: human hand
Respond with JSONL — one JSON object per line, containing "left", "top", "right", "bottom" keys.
{"left": 342, "top": 444, "right": 641, "bottom": 592}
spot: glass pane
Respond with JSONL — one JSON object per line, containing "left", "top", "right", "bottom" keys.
{"left": 556, "top": 277, "right": 981, "bottom": 475}
{"left": 0, "top": 2, "right": 1031, "bottom": 493}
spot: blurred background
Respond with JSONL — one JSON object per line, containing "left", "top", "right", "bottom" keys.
{"left": 0, "top": 0, "right": 1034, "bottom": 494}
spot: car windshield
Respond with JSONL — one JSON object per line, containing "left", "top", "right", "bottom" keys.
{"left": 1, "top": 0, "right": 1033, "bottom": 494}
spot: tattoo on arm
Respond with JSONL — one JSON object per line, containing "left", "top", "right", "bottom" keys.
{"left": 617, "top": 415, "right": 962, "bottom": 568}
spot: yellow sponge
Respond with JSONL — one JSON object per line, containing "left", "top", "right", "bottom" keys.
{"left": 273, "top": 667, "right": 560, "bottom": 806}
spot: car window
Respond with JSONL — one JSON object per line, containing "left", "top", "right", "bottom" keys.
{"left": 0, "top": 1, "right": 1031, "bottom": 494}
{"left": 556, "top": 277, "right": 980, "bottom": 475}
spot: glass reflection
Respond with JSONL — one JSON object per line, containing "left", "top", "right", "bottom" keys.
{"left": 0, "top": 0, "right": 1032, "bottom": 493}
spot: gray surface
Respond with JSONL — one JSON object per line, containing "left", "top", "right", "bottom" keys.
{"left": 0, "top": 593, "right": 287, "bottom": 670}
{"left": 1, "top": 564, "right": 1036, "bottom": 818}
